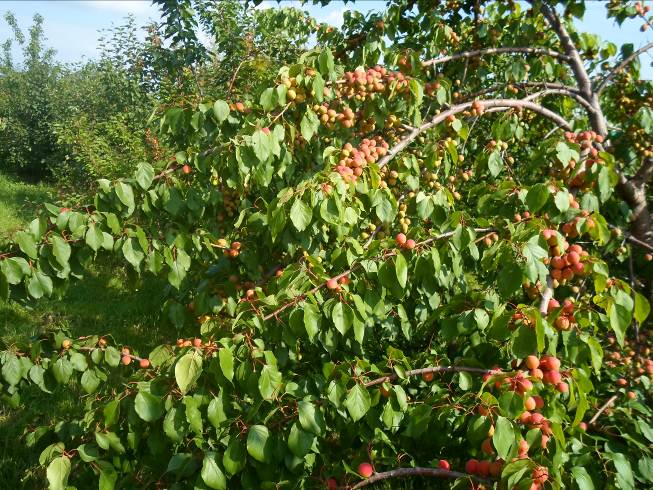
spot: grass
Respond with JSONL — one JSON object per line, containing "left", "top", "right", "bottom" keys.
{"left": 0, "top": 172, "right": 168, "bottom": 487}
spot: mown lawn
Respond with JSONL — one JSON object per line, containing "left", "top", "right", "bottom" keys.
{"left": 0, "top": 172, "right": 167, "bottom": 487}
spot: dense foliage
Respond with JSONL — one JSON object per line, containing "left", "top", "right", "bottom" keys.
{"left": 1, "top": 0, "right": 653, "bottom": 489}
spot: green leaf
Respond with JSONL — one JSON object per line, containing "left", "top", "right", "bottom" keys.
{"left": 135, "top": 162, "right": 155, "bottom": 190}
{"left": 52, "top": 358, "right": 73, "bottom": 385}
{"left": 290, "top": 198, "right": 312, "bottom": 232}
{"left": 95, "top": 431, "right": 125, "bottom": 454}
{"left": 288, "top": 422, "right": 315, "bottom": 457}
{"left": 556, "top": 142, "right": 579, "bottom": 166}
{"left": 104, "top": 346, "right": 120, "bottom": 367}
{"left": 2, "top": 353, "right": 21, "bottom": 386}
{"left": 345, "top": 384, "right": 371, "bottom": 422}
{"left": 134, "top": 391, "right": 164, "bottom": 422}
{"left": 247, "top": 425, "right": 270, "bottom": 463}
{"left": 260, "top": 88, "right": 277, "bottom": 111}
{"left": 608, "top": 452, "right": 634, "bottom": 489}
{"left": 300, "top": 108, "right": 320, "bottom": 142}
{"left": 122, "top": 238, "right": 144, "bottom": 270}
{"left": 213, "top": 100, "right": 230, "bottom": 122}
{"left": 526, "top": 183, "right": 550, "bottom": 212}
{"left": 175, "top": 351, "right": 203, "bottom": 394}
{"left": 608, "top": 302, "right": 631, "bottom": 347}
{"left": 488, "top": 150, "right": 503, "bottom": 177}
{"left": 46, "top": 456, "right": 70, "bottom": 490}
{"left": 15, "top": 230, "right": 38, "bottom": 259}
{"left": 395, "top": 253, "right": 408, "bottom": 288}
{"left": 554, "top": 189, "right": 570, "bottom": 212}
{"left": 298, "top": 401, "right": 325, "bottom": 435}
{"left": 85, "top": 224, "right": 104, "bottom": 252}
{"left": 201, "top": 452, "right": 227, "bottom": 490}
{"left": 498, "top": 259, "right": 522, "bottom": 298}
{"left": 51, "top": 236, "right": 71, "bottom": 268}
{"left": 258, "top": 364, "right": 282, "bottom": 399}
{"left": 77, "top": 443, "right": 100, "bottom": 463}
{"left": 318, "top": 49, "right": 335, "bottom": 77}
{"left": 1, "top": 257, "right": 29, "bottom": 284}
{"left": 27, "top": 270, "right": 53, "bottom": 299}
{"left": 304, "top": 303, "right": 320, "bottom": 340}
{"left": 218, "top": 347, "right": 234, "bottom": 382}
{"left": 115, "top": 182, "right": 135, "bottom": 210}
{"left": 80, "top": 369, "right": 101, "bottom": 394}
{"left": 251, "top": 129, "right": 272, "bottom": 162}
{"left": 571, "top": 467, "right": 595, "bottom": 490}
{"left": 492, "top": 416, "right": 514, "bottom": 459}
{"left": 634, "top": 291, "right": 650, "bottom": 324}
{"left": 331, "top": 301, "right": 353, "bottom": 335}
{"left": 223, "top": 438, "right": 247, "bottom": 475}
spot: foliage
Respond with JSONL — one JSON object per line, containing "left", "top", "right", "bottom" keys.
{"left": 1, "top": 1, "right": 653, "bottom": 489}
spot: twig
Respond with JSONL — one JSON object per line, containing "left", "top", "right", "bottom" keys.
{"left": 596, "top": 41, "right": 653, "bottom": 94}
{"left": 364, "top": 365, "right": 501, "bottom": 388}
{"left": 349, "top": 467, "right": 493, "bottom": 489}
{"left": 588, "top": 395, "right": 618, "bottom": 425}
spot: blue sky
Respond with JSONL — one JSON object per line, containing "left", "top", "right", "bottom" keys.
{"left": 2, "top": 1, "right": 652, "bottom": 78}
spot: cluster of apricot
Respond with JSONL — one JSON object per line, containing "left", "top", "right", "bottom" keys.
{"left": 312, "top": 103, "right": 355, "bottom": 129}
{"left": 481, "top": 232, "right": 500, "bottom": 247}
{"left": 337, "top": 66, "right": 410, "bottom": 101}
{"left": 214, "top": 238, "right": 242, "bottom": 258}
{"left": 335, "top": 137, "right": 388, "bottom": 182}
{"left": 326, "top": 274, "right": 350, "bottom": 292}
{"left": 278, "top": 76, "right": 311, "bottom": 104}
{"left": 560, "top": 210, "right": 595, "bottom": 238}
{"left": 546, "top": 297, "right": 576, "bottom": 331}
{"left": 395, "top": 233, "right": 416, "bottom": 250}
{"left": 605, "top": 332, "right": 653, "bottom": 379}
{"left": 120, "top": 347, "right": 150, "bottom": 369}
{"left": 228, "top": 101, "right": 247, "bottom": 113}
{"left": 542, "top": 229, "right": 587, "bottom": 287}
{"left": 463, "top": 458, "right": 503, "bottom": 478}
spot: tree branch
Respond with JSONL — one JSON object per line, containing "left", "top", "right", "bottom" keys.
{"left": 539, "top": 276, "right": 555, "bottom": 316}
{"left": 588, "top": 395, "right": 618, "bottom": 425}
{"left": 349, "top": 467, "right": 493, "bottom": 489}
{"left": 422, "top": 47, "right": 569, "bottom": 67}
{"left": 596, "top": 41, "right": 653, "bottom": 94}
{"left": 523, "top": 88, "right": 597, "bottom": 113}
{"left": 364, "top": 365, "right": 500, "bottom": 388}
{"left": 377, "top": 98, "right": 571, "bottom": 168}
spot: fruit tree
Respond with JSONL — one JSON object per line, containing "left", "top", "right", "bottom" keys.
{"left": 1, "top": 0, "right": 653, "bottom": 488}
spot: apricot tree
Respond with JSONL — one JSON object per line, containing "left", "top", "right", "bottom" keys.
{"left": 1, "top": 1, "right": 653, "bottom": 489}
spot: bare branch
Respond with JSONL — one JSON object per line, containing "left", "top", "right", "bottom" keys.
{"left": 523, "top": 88, "right": 597, "bottom": 113}
{"left": 364, "top": 365, "right": 500, "bottom": 388}
{"left": 596, "top": 41, "right": 653, "bottom": 94}
{"left": 588, "top": 395, "right": 618, "bottom": 426}
{"left": 464, "top": 81, "right": 580, "bottom": 101}
{"left": 539, "top": 276, "right": 555, "bottom": 316}
{"left": 377, "top": 98, "right": 571, "bottom": 169}
{"left": 350, "top": 467, "right": 493, "bottom": 489}
{"left": 422, "top": 47, "right": 569, "bottom": 67}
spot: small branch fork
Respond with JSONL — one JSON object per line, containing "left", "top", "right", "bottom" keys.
{"left": 363, "top": 365, "right": 500, "bottom": 388}
{"left": 349, "top": 467, "right": 493, "bottom": 489}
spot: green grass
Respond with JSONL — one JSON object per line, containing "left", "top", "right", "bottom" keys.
{"left": 0, "top": 172, "right": 168, "bottom": 487}
{"left": 0, "top": 173, "right": 55, "bottom": 243}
